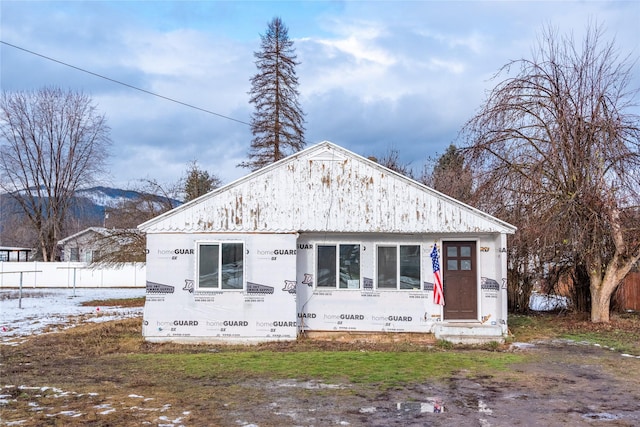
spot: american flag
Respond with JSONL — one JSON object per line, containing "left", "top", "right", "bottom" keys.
{"left": 431, "top": 244, "right": 444, "bottom": 306}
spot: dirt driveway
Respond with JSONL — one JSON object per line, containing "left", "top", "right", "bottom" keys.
{"left": 206, "top": 341, "right": 640, "bottom": 427}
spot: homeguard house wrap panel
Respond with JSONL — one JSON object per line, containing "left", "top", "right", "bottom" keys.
{"left": 142, "top": 232, "right": 298, "bottom": 343}
{"left": 295, "top": 233, "right": 506, "bottom": 334}
{"left": 139, "top": 141, "right": 516, "bottom": 343}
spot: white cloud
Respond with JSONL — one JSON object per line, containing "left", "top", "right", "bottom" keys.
{"left": 313, "top": 21, "right": 396, "bottom": 66}
{"left": 416, "top": 28, "right": 488, "bottom": 55}
{"left": 2, "top": 0, "right": 638, "bottom": 190}
{"left": 426, "top": 58, "right": 466, "bottom": 74}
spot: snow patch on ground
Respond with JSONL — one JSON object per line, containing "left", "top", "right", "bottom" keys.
{"left": 0, "top": 288, "right": 145, "bottom": 345}
{"left": 529, "top": 291, "right": 568, "bottom": 311}
{"left": 0, "top": 385, "right": 187, "bottom": 427}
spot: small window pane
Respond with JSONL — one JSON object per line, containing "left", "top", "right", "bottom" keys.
{"left": 317, "top": 245, "right": 337, "bottom": 287}
{"left": 221, "top": 243, "right": 243, "bottom": 289}
{"left": 199, "top": 244, "right": 219, "bottom": 288}
{"left": 461, "top": 259, "right": 472, "bottom": 270}
{"left": 460, "top": 246, "right": 471, "bottom": 257}
{"left": 447, "top": 246, "right": 458, "bottom": 257}
{"left": 400, "top": 245, "right": 421, "bottom": 289}
{"left": 377, "top": 246, "right": 397, "bottom": 288}
{"left": 339, "top": 244, "right": 360, "bottom": 289}
{"left": 447, "top": 260, "right": 458, "bottom": 270}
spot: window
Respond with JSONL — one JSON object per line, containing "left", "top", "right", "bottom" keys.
{"left": 69, "top": 247, "right": 79, "bottom": 262}
{"left": 316, "top": 244, "right": 360, "bottom": 289}
{"left": 446, "top": 244, "right": 473, "bottom": 271}
{"left": 197, "top": 242, "right": 244, "bottom": 290}
{"left": 377, "top": 246, "right": 397, "bottom": 289}
{"left": 84, "top": 250, "right": 100, "bottom": 263}
{"left": 377, "top": 245, "right": 421, "bottom": 290}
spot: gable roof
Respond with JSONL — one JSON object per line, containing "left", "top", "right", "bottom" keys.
{"left": 138, "top": 141, "right": 516, "bottom": 235}
{"left": 58, "top": 227, "right": 141, "bottom": 245}
{"left": 58, "top": 227, "right": 110, "bottom": 245}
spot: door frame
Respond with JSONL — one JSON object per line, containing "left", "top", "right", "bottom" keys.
{"left": 441, "top": 239, "right": 480, "bottom": 321}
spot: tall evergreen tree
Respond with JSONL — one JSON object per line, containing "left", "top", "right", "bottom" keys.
{"left": 241, "top": 17, "right": 305, "bottom": 171}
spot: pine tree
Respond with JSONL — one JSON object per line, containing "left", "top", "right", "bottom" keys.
{"left": 184, "top": 161, "right": 221, "bottom": 202}
{"left": 241, "top": 17, "right": 305, "bottom": 171}
{"left": 429, "top": 144, "right": 473, "bottom": 202}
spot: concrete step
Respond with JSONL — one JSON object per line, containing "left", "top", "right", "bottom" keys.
{"left": 434, "top": 323, "right": 505, "bottom": 344}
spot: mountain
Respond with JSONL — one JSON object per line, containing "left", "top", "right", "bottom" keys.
{"left": 74, "top": 186, "right": 183, "bottom": 222}
{"left": 0, "top": 186, "right": 182, "bottom": 246}
{"left": 75, "top": 186, "right": 150, "bottom": 209}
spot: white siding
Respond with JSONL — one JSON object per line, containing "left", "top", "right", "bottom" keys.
{"left": 140, "top": 142, "right": 515, "bottom": 235}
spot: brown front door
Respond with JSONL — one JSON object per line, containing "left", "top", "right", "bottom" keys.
{"left": 443, "top": 241, "right": 477, "bottom": 320}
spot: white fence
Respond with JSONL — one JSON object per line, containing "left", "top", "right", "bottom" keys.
{"left": 0, "top": 262, "right": 146, "bottom": 288}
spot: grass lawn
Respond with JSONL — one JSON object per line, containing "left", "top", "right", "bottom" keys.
{"left": 1, "top": 296, "right": 638, "bottom": 426}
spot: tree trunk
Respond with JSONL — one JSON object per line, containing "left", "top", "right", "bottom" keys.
{"left": 571, "top": 264, "right": 591, "bottom": 313}
{"left": 589, "top": 282, "right": 611, "bottom": 323}
{"left": 507, "top": 267, "right": 534, "bottom": 313}
{"left": 589, "top": 251, "right": 639, "bottom": 323}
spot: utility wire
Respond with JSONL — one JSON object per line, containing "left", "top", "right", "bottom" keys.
{"left": 0, "top": 40, "right": 251, "bottom": 126}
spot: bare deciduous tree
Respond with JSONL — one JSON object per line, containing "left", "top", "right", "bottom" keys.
{"left": 0, "top": 87, "right": 111, "bottom": 261}
{"left": 368, "top": 147, "right": 414, "bottom": 178}
{"left": 0, "top": 197, "right": 39, "bottom": 250}
{"left": 240, "top": 17, "right": 306, "bottom": 171}
{"left": 91, "top": 178, "right": 182, "bottom": 267}
{"left": 462, "top": 24, "right": 640, "bottom": 322}
{"left": 89, "top": 228, "right": 147, "bottom": 266}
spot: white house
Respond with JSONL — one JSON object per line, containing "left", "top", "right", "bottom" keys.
{"left": 58, "top": 227, "right": 110, "bottom": 262}
{"left": 138, "top": 142, "right": 516, "bottom": 344}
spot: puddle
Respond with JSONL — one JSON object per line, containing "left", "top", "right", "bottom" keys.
{"left": 510, "top": 342, "right": 536, "bottom": 350}
{"left": 478, "top": 400, "right": 492, "bottom": 414}
{"left": 397, "top": 397, "right": 444, "bottom": 413}
{"left": 582, "top": 412, "right": 620, "bottom": 421}
{"left": 273, "top": 379, "right": 346, "bottom": 390}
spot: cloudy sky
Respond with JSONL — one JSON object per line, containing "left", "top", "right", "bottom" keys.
{"left": 1, "top": 1, "right": 639, "bottom": 189}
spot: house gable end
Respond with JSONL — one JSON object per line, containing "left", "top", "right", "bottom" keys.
{"left": 139, "top": 142, "right": 516, "bottom": 234}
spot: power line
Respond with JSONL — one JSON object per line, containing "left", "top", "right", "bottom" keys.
{"left": 0, "top": 40, "right": 251, "bottom": 126}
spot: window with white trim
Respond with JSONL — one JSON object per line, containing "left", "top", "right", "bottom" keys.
{"left": 84, "top": 250, "right": 100, "bottom": 263}
{"left": 316, "top": 244, "right": 361, "bottom": 289}
{"left": 197, "top": 242, "right": 244, "bottom": 290}
{"left": 376, "top": 245, "right": 421, "bottom": 290}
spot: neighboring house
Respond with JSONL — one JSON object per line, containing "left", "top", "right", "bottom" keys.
{"left": 58, "top": 227, "right": 111, "bottom": 262}
{"left": 59, "top": 227, "right": 144, "bottom": 265}
{"left": 0, "top": 246, "right": 32, "bottom": 262}
{"left": 138, "top": 141, "right": 516, "bottom": 344}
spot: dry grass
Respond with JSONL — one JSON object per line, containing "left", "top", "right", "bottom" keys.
{"left": 0, "top": 318, "right": 514, "bottom": 426}
{"left": 80, "top": 296, "right": 145, "bottom": 308}
{"left": 509, "top": 311, "right": 640, "bottom": 354}
{"left": 1, "top": 311, "right": 639, "bottom": 426}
